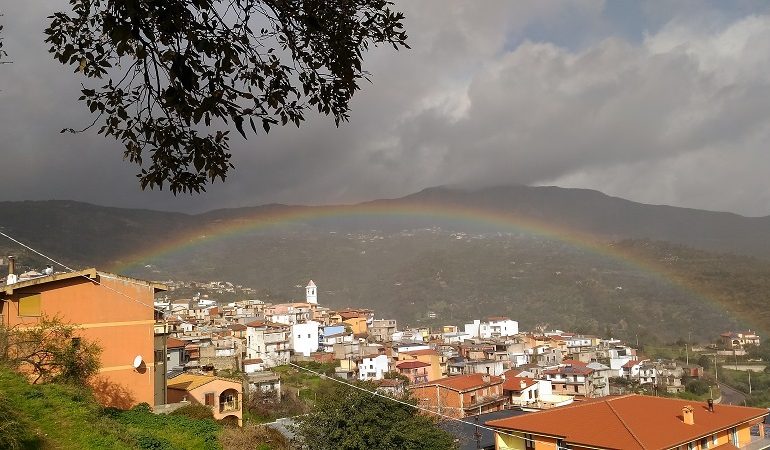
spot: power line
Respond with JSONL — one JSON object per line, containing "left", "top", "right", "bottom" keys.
{"left": 282, "top": 360, "right": 524, "bottom": 440}
{"left": 0, "top": 230, "right": 164, "bottom": 314}
{"left": 1, "top": 231, "right": 530, "bottom": 443}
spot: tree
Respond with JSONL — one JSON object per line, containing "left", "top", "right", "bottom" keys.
{"left": 292, "top": 380, "right": 456, "bottom": 450}
{"left": 43, "top": 0, "right": 409, "bottom": 193}
{"left": 0, "top": 315, "right": 101, "bottom": 385}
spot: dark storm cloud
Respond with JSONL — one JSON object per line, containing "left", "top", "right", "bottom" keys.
{"left": 2, "top": 1, "right": 770, "bottom": 215}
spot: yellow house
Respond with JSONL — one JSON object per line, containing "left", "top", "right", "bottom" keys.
{"left": 487, "top": 394, "right": 768, "bottom": 450}
{"left": 343, "top": 317, "right": 368, "bottom": 335}
{"left": 397, "top": 349, "right": 446, "bottom": 381}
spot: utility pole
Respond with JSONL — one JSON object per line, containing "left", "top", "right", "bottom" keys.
{"left": 748, "top": 370, "right": 752, "bottom": 395}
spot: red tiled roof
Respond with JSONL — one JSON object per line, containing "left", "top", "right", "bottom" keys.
{"left": 245, "top": 320, "right": 288, "bottom": 329}
{"left": 502, "top": 377, "right": 538, "bottom": 392}
{"left": 415, "top": 373, "right": 502, "bottom": 392}
{"left": 486, "top": 395, "right": 768, "bottom": 450}
{"left": 375, "top": 379, "right": 404, "bottom": 387}
{"left": 544, "top": 365, "right": 593, "bottom": 376}
{"left": 401, "top": 349, "right": 439, "bottom": 357}
{"left": 623, "top": 359, "right": 641, "bottom": 369}
{"left": 396, "top": 361, "right": 431, "bottom": 369}
{"left": 561, "top": 359, "right": 588, "bottom": 366}
{"left": 166, "top": 337, "right": 186, "bottom": 349}
{"left": 502, "top": 369, "right": 533, "bottom": 379}
{"left": 229, "top": 323, "right": 247, "bottom": 331}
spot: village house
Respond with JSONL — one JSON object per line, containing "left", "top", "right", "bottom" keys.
{"left": 291, "top": 320, "right": 320, "bottom": 357}
{"left": 166, "top": 373, "right": 243, "bottom": 426}
{"left": 721, "top": 330, "right": 762, "bottom": 349}
{"left": 502, "top": 376, "right": 540, "bottom": 408}
{"left": 370, "top": 319, "right": 398, "bottom": 342}
{"left": 464, "top": 317, "right": 519, "bottom": 339}
{"left": 410, "top": 373, "right": 506, "bottom": 418}
{"left": 359, "top": 354, "right": 389, "bottom": 381}
{"left": 0, "top": 262, "right": 167, "bottom": 408}
{"left": 543, "top": 361, "right": 598, "bottom": 398}
{"left": 245, "top": 321, "right": 291, "bottom": 368}
{"left": 395, "top": 360, "right": 430, "bottom": 384}
{"left": 487, "top": 394, "right": 770, "bottom": 450}
{"left": 397, "top": 348, "right": 446, "bottom": 381}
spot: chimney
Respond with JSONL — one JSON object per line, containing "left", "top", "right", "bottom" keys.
{"left": 482, "top": 374, "right": 490, "bottom": 383}
{"left": 707, "top": 398, "right": 714, "bottom": 412}
{"left": 682, "top": 405, "right": 695, "bottom": 425}
{"left": 520, "top": 380, "right": 527, "bottom": 389}
{"left": 6, "top": 256, "right": 18, "bottom": 285}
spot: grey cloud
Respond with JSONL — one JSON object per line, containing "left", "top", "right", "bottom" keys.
{"left": 2, "top": 2, "right": 770, "bottom": 216}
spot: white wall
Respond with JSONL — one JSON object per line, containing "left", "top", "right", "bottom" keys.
{"left": 292, "top": 321, "right": 320, "bottom": 357}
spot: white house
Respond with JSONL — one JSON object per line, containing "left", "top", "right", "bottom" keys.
{"left": 463, "top": 317, "right": 519, "bottom": 339}
{"left": 292, "top": 321, "right": 320, "bottom": 357}
{"left": 358, "top": 354, "right": 389, "bottom": 381}
{"left": 246, "top": 321, "right": 291, "bottom": 368}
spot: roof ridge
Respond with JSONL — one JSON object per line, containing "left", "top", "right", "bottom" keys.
{"left": 605, "top": 397, "right": 647, "bottom": 450}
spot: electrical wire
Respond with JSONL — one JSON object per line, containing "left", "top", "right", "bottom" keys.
{"left": 0, "top": 230, "right": 165, "bottom": 314}
{"left": 1, "top": 230, "right": 534, "bottom": 443}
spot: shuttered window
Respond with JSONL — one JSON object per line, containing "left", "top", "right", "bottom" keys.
{"left": 204, "top": 392, "right": 215, "bottom": 406}
{"left": 18, "top": 293, "right": 42, "bottom": 317}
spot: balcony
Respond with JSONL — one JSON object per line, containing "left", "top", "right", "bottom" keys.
{"left": 219, "top": 389, "right": 240, "bottom": 413}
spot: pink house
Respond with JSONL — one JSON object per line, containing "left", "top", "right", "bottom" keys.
{"left": 166, "top": 373, "right": 243, "bottom": 426}
{"left": 395, "top": 360, "right": 430, "bottom": 384}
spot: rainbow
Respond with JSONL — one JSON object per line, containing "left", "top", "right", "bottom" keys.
{"left": 110, "top": 199, "right": 760, "bottom": 332}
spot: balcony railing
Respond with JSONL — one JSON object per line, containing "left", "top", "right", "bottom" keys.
{"left": 220, "top": 399, "right": 239, "bottom": 413}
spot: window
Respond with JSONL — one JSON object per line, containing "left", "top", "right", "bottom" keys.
{"left": 524, "top": 433, "right": 535, "bottom": 450}
{"left": 700, "top": 437, "right": 709, "bottom": 448}
{"left": 204, "top": 392, "right": 215, "bottom": 406}
{"left": 729, "top": 427, "right": 739, "bottom": 446}
{"left": 18, "top": 293, "right": 42, "bottom": 317}
{"left": 556, "top": 439, "right": 570, "bottom": 450}
{"left": 308, "top": 334, "right": 311, "bottom": 338}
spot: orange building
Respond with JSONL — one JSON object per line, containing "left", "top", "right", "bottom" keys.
{"left": 487, "top": 394, "right": 769, "bottom": 450}
{"left": 409, "top": 373, "right": 506, "bottom": 418}
{"left": 397, "top": 348, "right": 446, "bottom": 381}
{"left": 1, "top": 268, "right": 166, "bottom": 408}
{"left": 166, "top": 373, "right": 243, "bottom": 426}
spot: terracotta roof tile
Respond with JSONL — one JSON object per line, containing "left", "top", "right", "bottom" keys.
{"left": 486, "top": 394, "right": 768, "bottom": 450}
{"left": 502, "top": 377, "right": 538, "bottom": 391}
{"left": 166, "top": 373, "right": 240, "bottom": 391}
{"left": 401, "top": 349, "right": 439, "bottom": 357}
{"left": 165, "top": 337, "right": 186, "bottom": 349}
{"left": 414, "top": 373, "right": 502, "bottom": 392}
{"left": 396, "top": 361, "right": 431, "bottom": 369}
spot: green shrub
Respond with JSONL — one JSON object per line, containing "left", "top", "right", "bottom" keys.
{"left": 169, "top": 404, "right": 215, "bottom": 420}
{"left": 136, "top": 434, "right": 174, "bottom": 450}
{"left": 0, "top": 393, "right": 26, "bottom": 450}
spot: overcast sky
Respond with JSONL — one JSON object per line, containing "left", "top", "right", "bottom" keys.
{"left": 2, "top": 1, "right": 770, "bottom": 216}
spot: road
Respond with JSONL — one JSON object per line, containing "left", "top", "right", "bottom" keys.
{"left": 719, "top": 382, "right": 748, "bottom": 406}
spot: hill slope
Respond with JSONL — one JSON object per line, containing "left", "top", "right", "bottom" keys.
{"left": 2, "top": 186, "right": 770, "bottom": 342}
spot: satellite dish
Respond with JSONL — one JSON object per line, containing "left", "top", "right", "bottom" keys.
{"left": 133, "top": 355, "right": 144, "bottom": 369}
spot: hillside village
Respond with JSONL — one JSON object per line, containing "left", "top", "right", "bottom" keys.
{"left": 3, "top": 257, "right": 770, "bottom": 449}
